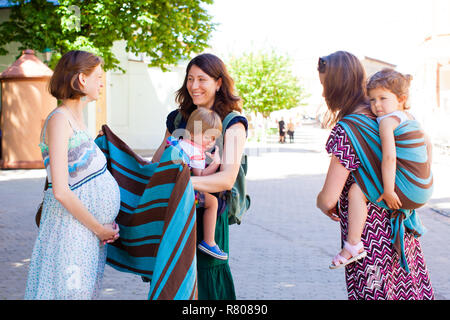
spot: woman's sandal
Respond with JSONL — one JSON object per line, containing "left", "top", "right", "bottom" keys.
{"left": 329, "top": 241, "right": 367, "bottom": 269}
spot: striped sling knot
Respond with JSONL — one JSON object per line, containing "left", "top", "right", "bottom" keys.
{"left": 337, "top": 114, "right": 433, "bottom": 273}
{"left": 95, "top": 125, "right": 197, "bottom": 300}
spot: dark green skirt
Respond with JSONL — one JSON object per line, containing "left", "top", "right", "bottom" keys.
{"left": 196, "top": 206, "right": 236, "bottom": 300}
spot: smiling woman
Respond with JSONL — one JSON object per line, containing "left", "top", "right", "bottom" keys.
{"left": 173, "top": 53, "right": 242, "bottom": 122}
{"left": 187, "top": 65, "right": 222, "bottom": 109}
{"left": 152, "top": 53, "right": 248, "bottom": 300}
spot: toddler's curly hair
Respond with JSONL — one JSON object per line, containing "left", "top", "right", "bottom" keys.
{"left": 367, "top": 68, "right": 413, "bottom": 110}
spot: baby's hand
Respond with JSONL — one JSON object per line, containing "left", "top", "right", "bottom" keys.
{"left": 377, "top": 191, "right": 402, "bottom": 210}
{"left": 205, "top": 146, "right": 220, "bottom": 165}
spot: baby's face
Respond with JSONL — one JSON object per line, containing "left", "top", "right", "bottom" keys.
{"left": 368, "top": 87, "right": 403, "bottom": 117}
{"left": 193, "top": 132, "right": 216, "bottom": 150}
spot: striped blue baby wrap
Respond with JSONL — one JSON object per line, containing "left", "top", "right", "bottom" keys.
{"left": 338, "top": 114, "right": 433, "bottom": 272}
{"left": 95, "top": 125, "right": 197, "bottom": 300}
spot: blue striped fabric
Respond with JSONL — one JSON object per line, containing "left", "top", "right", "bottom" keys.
{"left": 338, "top": 114, "right": 433, "bottom": 272}
{"left": 94, "top": 125, "right": 197, "bottom": 300}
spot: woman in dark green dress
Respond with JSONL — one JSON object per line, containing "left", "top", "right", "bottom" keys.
{"left": 152, "top": 53, "right": 248, "bottom": 300}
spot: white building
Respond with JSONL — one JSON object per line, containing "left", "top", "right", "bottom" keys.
{"left": 410, "top": 0, "right": 450, "bottom": 146}
{"left": 104, "top": 42, "right": 186, "bottom": 152}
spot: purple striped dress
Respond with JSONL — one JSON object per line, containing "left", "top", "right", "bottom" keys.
{"left": 326, "top": 124, "right": 434, "bottom": 300}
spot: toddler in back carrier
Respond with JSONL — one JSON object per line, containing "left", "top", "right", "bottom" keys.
{"left": 330, "top": 68, "right": 431, "bottom": 269}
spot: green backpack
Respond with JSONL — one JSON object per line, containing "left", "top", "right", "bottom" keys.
{"left": 173, "top": 110, "right": 251, "bottom": 225}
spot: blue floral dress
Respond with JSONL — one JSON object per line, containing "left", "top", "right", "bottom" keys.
{"left": 24, "top": 109, "right": 120, "bottom": 299}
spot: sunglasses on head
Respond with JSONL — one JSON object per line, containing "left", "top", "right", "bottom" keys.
{"left": 318, "top": 57, "right": 327, "bottom": 73}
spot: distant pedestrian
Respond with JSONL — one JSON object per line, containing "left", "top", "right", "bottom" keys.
{"left": 278, "top": 117, "right": 286, "bottom": 143}
{"left": 25, "top": 50, "right": 120, "bottom": 300}
{"left": 287, "top": 118, "right": 295, "bottom": 143}
{"left": 316, "top": 51, "right": 434, "bottom": 299}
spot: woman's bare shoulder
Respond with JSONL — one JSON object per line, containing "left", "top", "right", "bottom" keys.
{"left": 46, "top": 109, "right": 72, "bottom": 138}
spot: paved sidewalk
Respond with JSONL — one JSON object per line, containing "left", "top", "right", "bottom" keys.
{"left": 1, "top": 124, "right": 449, "bottom": 299}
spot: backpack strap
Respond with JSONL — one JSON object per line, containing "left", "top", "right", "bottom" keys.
{"left": 217, "top": 112, "right": 240, "bottom": 155}
{"left": 173, "top": 111, "right": 183, "bottom": 130}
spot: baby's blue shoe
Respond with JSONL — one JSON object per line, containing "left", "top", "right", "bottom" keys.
{"left": 198, "top": 240, "right": 228, "bottom": 260}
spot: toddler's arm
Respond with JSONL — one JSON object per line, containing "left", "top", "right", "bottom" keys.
{"left": 376, "top": 117, "right": 402, "bottom": 209}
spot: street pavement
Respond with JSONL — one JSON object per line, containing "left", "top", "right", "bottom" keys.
{"left": 1, "top": 124, "right": 449, "bottom": 300}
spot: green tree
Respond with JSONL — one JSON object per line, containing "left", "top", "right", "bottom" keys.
{"left": 0, "top": 0, "right": 215, "bottom": 71}
{"left": 228, "top": 51, "right": 308, "bottom": 118}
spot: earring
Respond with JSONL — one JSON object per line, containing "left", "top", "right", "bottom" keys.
{"left": 81, "top": 96, "right": 87, "bottom": 102}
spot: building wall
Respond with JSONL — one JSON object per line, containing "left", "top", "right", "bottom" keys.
{"left": 413, "top": 35, "right": 450, "bottom": 145}
{"left": 361, "top": 58, "right": 396, "bottom": 77}
{"left": 441, "top": 64, "right": 450, "bottom": 113}
{"left": 106, "top": 41, "right": 186, "bottom": 151}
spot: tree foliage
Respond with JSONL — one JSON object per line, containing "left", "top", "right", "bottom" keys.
{"left": 228, "top": 51, "right": 309, "bottom": 118}
{"left": 0, "top": 0, "right": 215, "bottom": 71}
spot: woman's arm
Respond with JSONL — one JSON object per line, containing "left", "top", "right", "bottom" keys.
{"left": 151, "top": 129, "right": 171, "bottom": 163}
{"left": 316, "top": 155, "right": 350, "bottom": 221}
{"left": 47, "top": 114, "right": 118, "bottom": 241}
{"left": 191, "top": 122, "right": 246, "bottom": 193}
{"left": 376, "top": 117, "right": 402, "bottom": 209}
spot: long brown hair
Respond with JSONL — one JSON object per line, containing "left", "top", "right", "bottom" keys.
{"left": 49, "top": 50, "right": 103, "bottom": 100}
{"left": 175, "top": 53, "right": 242, "bottom": 121}
{"left": 318, "top": 51, "right": 369, "bottom": 128}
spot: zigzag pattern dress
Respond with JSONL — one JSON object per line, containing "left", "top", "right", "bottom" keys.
{"left": 326, "top": 124, "right": 434, "bottom": 300}
{"left": 25, "top": 110, "right": 120, "bottom": 299}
